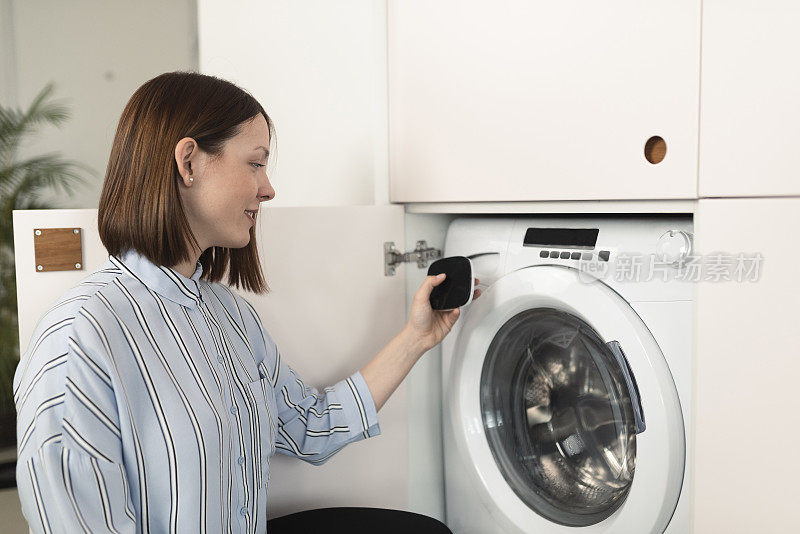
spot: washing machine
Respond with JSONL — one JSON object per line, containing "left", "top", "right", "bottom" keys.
{"left": 441, "top": 215, "right": 693, "bottom": 534}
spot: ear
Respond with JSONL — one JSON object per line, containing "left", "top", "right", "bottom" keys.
{"left": 174, "top": 137, "right": 200, "bottom": 185}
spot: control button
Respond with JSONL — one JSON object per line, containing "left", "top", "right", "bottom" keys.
{"left": 582, "top": 252, "right": 593, "bottom": 260}
{"left": 240, "top": 507, "right": 248, "bottom": 516}
{"left": 656, "top": 229, "right": 693, "bottom": 265}
{"left": 599, "top": 250, "right": 610, "bottom": 261}
{"left": 217, "top": 356, "right": 224, "bottom": 364}
{"left": 570, "top": 252, "right": 581, "bottom": 260}
{"left": 238, "top": 456, "right": 245, "bottom": 466}
{"left": 560, "top": 251, "right": 570, "bottom": 259}
{"left": 549, "top": 251, "right": 559, "bottom": 258}
{"left": 230, "top": 406, "right": 238, "bottom": 414}
{"left": 539, "top": 250, "right": 549, "bottom": 258}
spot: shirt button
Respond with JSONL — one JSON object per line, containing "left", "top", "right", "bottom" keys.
{"left": 240, "top": 507, "right": 248, "bottom": 516}
{"left": 217, "top": 356, "right": 224, "bottom": 364}
{"left": 238, "top": 456, "right": 245, "bottom": 465}
{"left": 230, "top": 406, "right": 238, "bottom": 414}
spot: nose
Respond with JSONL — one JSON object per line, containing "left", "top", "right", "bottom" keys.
{"left": 259, "top": 172, "right": 276, "bottom": 202}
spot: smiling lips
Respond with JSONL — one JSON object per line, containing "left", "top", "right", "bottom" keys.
{"left": 244, "top": 210, "right": 257, "bottom": 224}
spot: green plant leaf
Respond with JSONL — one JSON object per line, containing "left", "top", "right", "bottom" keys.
{"left": 0, "top": 81, "right": 91, "bottom": 419}
{"left": 0, "top": 83, "right": 71, "bottom": 167}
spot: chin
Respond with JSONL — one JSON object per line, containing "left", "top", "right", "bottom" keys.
{"left": 234, "top": 236, "right": 252, "bottom": 249}
{"left": 217, "top": 234, "right": 252, "bottom": 250}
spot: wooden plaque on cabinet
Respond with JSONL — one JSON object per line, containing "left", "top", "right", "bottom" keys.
{"left": 33, "top": 228, "right": 83, "bottom": 272}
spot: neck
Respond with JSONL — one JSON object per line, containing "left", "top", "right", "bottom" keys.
{"left": 172, "top": 259, "right": 198, "bottom": 279}
{"left": 171, "top": 245, "right": 204, "bottom": 279}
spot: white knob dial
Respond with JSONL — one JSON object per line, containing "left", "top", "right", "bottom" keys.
{"left": 656, "top": 230, "right": 693, "bottom": 265}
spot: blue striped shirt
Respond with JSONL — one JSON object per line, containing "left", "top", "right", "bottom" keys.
{"left": 13, "top": 248, "right": 381, "bottom": 533}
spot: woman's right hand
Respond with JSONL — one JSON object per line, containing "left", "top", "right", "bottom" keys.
{"left": 403, "top": 273, "right": 481, "bottom": 354}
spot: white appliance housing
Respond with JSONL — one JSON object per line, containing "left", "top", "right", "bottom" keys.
{"left": 442, "top": 215, "right": 693, "bottom": 534}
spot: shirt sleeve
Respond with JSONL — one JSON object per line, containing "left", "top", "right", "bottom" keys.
{"left": 239, "top": 297, "right": 381, "bottom": 466}
{"left": 14, "top": 312, "right": 137, "bottom": 533}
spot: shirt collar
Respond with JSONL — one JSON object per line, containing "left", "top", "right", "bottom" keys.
{"left": 109, "top": 248, "right": 204, "bottom": 307}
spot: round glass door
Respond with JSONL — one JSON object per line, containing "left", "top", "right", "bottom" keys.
{"left": 480, "top": 307, "right": 639, "bottom": 527}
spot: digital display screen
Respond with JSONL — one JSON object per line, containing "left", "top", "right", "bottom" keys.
{"left": 523, "top": 228, "right": 599, "bottom": 249}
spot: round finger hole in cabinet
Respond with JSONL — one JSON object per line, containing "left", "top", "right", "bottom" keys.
{"left": 644, "top": 136, "right": 667, "bottom": 164}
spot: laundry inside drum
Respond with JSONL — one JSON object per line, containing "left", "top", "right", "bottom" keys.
{"left": 480, "top": 308, "right": 638, "bottom": 527}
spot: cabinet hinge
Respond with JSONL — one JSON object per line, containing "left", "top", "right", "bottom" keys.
{"left": 384, "top": 241, "right": 442, "bottom": 276}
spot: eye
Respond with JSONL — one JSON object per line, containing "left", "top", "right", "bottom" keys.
{"left": 250, "top": 163, "right": 265, "bottom": 169}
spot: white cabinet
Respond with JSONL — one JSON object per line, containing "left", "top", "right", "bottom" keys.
{"left": 388, "top": 0, "right": 701, "bottom": 202}
{"left": 693, "top": 198, "right": 800, "bottom": 531}
{"left": 699, "top": 1, "right": 800, "bottom": 197}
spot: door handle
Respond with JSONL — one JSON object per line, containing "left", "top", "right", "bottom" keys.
{"left": 606, "top": 340, "right": 646, "bottom": 434}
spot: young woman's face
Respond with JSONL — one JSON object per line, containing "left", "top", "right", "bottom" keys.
{"left": 179, "top": 113, "right": 275, "bottom": 252}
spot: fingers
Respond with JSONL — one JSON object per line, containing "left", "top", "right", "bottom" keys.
{"left": 430, "top": 273, "right": 446, "bottom": 290}
{"left": 418, "top": 275, "right": 482, "bottom": 302}
{"left": 416, "top": 273, "right": 445, "bottom": 301}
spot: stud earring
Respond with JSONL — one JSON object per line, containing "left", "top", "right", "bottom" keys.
{"left": 189, "top": 178, "right": 193, "bottom": 183}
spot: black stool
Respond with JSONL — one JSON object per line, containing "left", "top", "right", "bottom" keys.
{"left": 266, "top": 507, "right": 453, "bottom": 533}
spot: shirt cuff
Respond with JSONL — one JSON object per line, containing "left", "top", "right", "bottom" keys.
{"left": 342, "top": 370, "right": 381, "bottom": 439}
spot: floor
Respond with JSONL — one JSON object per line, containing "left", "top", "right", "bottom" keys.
{"left": 0, "top": 488, "right": 28, "bottom": 533}
{"left": 0, "top": 445, "right": 28, "bottom": 533}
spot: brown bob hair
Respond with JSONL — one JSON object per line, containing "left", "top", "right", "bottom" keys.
{"left": 98, "top": 70, "right": 274, "bottom": 294}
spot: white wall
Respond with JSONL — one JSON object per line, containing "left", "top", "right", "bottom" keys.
{"left": 198, "top": 0, "right": 390, "bottom": 207}
{"left": 0, "top": 0, "right": 18, "bottom": 106}
{"left": 4, "top": 0, "right": 198, "bottom": 210}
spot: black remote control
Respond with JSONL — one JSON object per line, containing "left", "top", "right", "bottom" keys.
{"left": 427, "top": 256, "right": 474, "bottom": 310}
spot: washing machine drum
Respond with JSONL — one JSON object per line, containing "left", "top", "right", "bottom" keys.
{"left": 480, "top": 307, "right": 639, "bottom": 527}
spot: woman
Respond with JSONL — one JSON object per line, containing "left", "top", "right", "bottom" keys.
{"left": 12, "top": 71, "right": 480, "bottom": 533}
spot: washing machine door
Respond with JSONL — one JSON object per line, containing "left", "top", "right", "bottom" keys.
{"left": 449, "top": 265, "right": 684, "bottom": 533}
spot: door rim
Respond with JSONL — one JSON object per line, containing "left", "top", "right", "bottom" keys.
{"left": 447, "top": 265, "right": 685, "bottom": 533}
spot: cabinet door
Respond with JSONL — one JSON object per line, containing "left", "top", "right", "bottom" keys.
{"left": 237, "top": 205, "right": 408, "bottom": 517}
{"left": 388, "top": 0, "right": 700, "bottom": 202}
{"left": 693, "top": 198, "right": 800, "bottom": 531}
{"left": 699, "top": 2, "right": 800, "bottom": 197}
